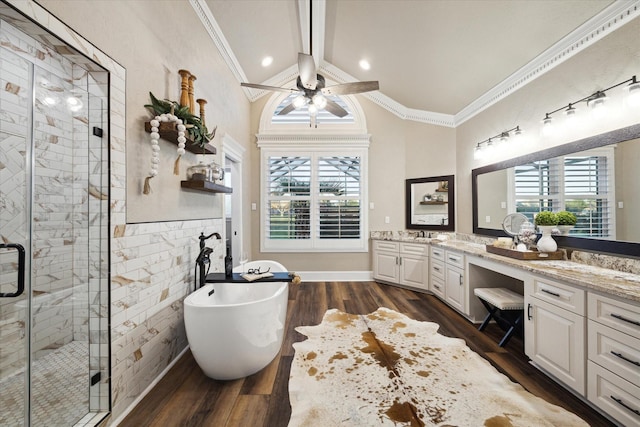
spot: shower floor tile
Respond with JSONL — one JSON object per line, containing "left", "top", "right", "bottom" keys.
{"left": 0, "top": 341, "right": 89, "bottom": 426}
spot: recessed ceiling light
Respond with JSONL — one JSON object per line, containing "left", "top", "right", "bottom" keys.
{"left": 261, "top": 56, "right": 273, "bottom": 67}
{"left": 359, "top": 59, "right": 370, "bottom": 70}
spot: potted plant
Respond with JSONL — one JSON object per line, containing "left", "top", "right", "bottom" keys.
{"left": 556, "top": 211, "right": 577, "bottom": 235}
{"left": 534, "top": 211, "right": 558, "bottom": 252}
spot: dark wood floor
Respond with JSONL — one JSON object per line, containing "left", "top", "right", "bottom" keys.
{"left": 119, "top": 281, "right": 616, "bottom": 427}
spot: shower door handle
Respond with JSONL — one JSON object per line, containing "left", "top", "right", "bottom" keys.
{"left": 0, "top": 243, "right": 26, "bottom": 297}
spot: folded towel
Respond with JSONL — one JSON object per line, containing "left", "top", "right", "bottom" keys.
{"left": 241, "top": 272, "right": 274, "bottom": 282}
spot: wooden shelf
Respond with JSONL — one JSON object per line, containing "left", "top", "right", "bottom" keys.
{"left": 145, "top": 121, "right": 216, "bottom": 155}
{"left": 420, "top": 201, "right": 447, "bottom": 205}
{"left": 181, "top": 180, "right": 232, "bottom": 193}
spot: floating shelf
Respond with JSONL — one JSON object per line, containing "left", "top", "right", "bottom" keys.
{"left": 181, "top": 180, "right": 232, "bottom": 194}
{"left": 145, "top": 121, "right": 216, "bottom": 155}
{"left": 420, "top": 201, "right": 447, "bottom": 205}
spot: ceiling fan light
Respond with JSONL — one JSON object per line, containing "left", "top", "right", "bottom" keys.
{"left": 293, "top": 95, "right": 307, "bottom": 109}
{"left": 312, "top": 93, "right": 327, "bottom": 109}
{"left": 307, "top": 104, "right": 318, "bottom": 115}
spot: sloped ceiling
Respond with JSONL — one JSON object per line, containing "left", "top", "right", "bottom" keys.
{"left": 197, "top": 0, "right": 637, "bottom": 125}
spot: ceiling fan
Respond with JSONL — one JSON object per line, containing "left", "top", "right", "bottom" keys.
{"left": 242, "top": 53, "right": 379, "bottom": 118}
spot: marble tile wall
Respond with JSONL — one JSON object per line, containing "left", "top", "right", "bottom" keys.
{"left": 2, "top": 2, "right": 229, "bottom": 422}
{"left": 0, "top": 9, "right": 111, "bottom": 416}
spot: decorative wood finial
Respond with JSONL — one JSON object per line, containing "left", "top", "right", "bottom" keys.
{"left": 188, "top": 74, "right": 197, "bottom": 114}
{"left": 178, "top": 69, "right": 191, "bottom": 108}
{"left": 196, "top": 98, "right": 207, "bottom": 127}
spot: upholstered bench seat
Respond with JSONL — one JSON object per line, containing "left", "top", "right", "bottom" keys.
{"left": 474, "top": 287, "right": 524, "bottom": 347}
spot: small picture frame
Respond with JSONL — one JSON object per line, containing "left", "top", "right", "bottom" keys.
{"left": 437, "top": 181, "right": 448, "bottom": 192}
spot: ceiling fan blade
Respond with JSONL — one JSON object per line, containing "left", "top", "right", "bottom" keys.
{"left": 241, "top": 82, "right": 297, "bottom": 93}
{"left": 322, "top": 81, "right": 379, "bottom": 96}
{"left": 277, "top": 102, "right": 297, "bottom": 116}
{"left": 298, "top": 53, "right": 317, "bottom": 90}
{"left": 324, "top": 99, "right": 349, "bottom": 118}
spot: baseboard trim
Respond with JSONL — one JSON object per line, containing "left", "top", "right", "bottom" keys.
{"left": 297, "top": 270, "right": 373, "bottom": 282}
{"left": 110, "top": 346, "right": 190, "bottom": 426}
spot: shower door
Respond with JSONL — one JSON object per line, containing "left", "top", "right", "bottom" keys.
{"left": 0, "top": 28, "right": 109, "bottom": 426}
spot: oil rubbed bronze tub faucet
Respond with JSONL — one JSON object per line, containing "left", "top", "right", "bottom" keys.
{"left": 195, "top": 232, "right": 222, "bottom": 291}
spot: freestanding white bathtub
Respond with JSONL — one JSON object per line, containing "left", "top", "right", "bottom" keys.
{"left": 183, "top": 261, "right": 289, "bottom": 380}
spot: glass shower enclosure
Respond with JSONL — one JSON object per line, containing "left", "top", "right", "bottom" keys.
{"left": 0, "top": 12, "right": 110, "bottom": 426}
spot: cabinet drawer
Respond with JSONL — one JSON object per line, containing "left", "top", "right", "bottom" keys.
{"left": 430, "top": 259, "right": 445, "bottom": 281}
{"left": 588, "top": 292, "right": 640, "bottom": 340}
{"left": 445, "top": 250, "right": 464, "bottom": 269}
{"left": 373, "top": 240, "right": 399, "bottom": 252}
{"left": 431, "top": 277, "right": 445, "bottom": 299}
{"left": 430, "top": 246, "right": 445, "bottom": 261}
{"left": 400, "top": 242, "right": 428, "bottom": 256}
{"left": 588, "top": 320, "right": 640, "bottom": 387}
{"left": 531, "top": 277, "right": 585, "bottom": 315}
{"left": 588, "top": 361, "right": 640, "bottom": 427}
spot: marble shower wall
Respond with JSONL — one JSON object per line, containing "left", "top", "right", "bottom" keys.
{"left": 2, "top": 1, "right": 229, "bottom": 422}
{"left": 0, "top": 11, "right": 110, "bottom": 413}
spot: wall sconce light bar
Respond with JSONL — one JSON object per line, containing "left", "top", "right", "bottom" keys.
{"left": 474, "top": 126, "right": 523, "bottom": 159}
{"left": 541, "top": 75, "right": 638, "bottom": 126}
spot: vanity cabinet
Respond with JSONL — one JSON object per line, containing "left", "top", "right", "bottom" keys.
{"left": 586, "top": 292, "right": 640, "bottom": 426}
{"left": 525, "top": 276, "right": 586, "bottom": 395}
{"left": 372, "top": 241, "right": 428, "bottom": 291}
{"left": 429, "top": 246, "right": 445, "bottom": 298}
{"left": 444, "top": 250, "right": 465, "bottom": 313}
{"left": 429, "top": 247, "right": 466, "bottom": 314}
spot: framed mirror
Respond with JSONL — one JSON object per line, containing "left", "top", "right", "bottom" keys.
{"left": 472, "top": 123, "right": 640, "bottom": 257}
{"left": 406, "top": 175, "right": 455, "bottom": 231}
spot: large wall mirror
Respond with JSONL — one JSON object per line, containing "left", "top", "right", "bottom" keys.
{"left": 406, "top": 175, "right": 455, "bottom": 231}
{"left": 472, "top": 123, "right": 640, "bottom": 257}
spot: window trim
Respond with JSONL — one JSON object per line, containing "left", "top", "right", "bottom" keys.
{"left": 258, "top": 137, "right": 369, "bottom": 253}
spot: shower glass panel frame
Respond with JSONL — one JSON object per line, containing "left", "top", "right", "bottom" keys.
{"left": 0, "top": 13, "right": 110, "bottom": 427}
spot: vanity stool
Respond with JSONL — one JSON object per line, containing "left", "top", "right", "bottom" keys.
{"left": 474, "top": 287, "right": 524, "bottom": 347}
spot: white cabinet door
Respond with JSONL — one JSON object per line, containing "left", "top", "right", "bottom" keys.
{"left": 525, "top": 295, "right": 586, "bottom": 395}
{"left": 400, "top": 253, "right": 428, "bottom": 290}
{"left": 373, "top": 250, "right": 399, "bottom": 283}
{"left": 445, "top": 265, "right": 465, "bottom": 312}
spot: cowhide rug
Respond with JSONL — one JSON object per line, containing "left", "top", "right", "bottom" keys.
{"left": 288, "top": 307, "right": 587, "bottom": 427}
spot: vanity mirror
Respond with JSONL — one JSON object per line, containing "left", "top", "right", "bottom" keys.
{"left": 406, "top": 175, "right": 455, "bottom": 231}
{"left": 472, "top": 123, "right": 640, "bottom": 257}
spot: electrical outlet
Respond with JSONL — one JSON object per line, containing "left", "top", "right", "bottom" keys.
{"left": 501, "top": 202, "right": 507, "bottom": 209}
{"left": 251, "top": 203, "right": 257, "bottom": 211}
{"left": 384, "top": 216, "right": 390, "bottom": 224}
{"left": 618, "top": 201, "right": 624, "bottom": 209}
{"left": 370, "top": 202, "right": 375, "bottom": 209}
{"left": 485, "top": 215, "right": 491, "bottom": 223}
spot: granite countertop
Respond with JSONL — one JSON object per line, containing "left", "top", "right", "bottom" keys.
{"left": 371, "top": 235, "right": 640, "bottom": 303}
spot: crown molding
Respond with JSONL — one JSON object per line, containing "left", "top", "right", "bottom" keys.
{"left": 192, "top": 0, "right": 640, "bottom": 127}
{"left": 190, "top": 0, "right": 247, "bottom": 85}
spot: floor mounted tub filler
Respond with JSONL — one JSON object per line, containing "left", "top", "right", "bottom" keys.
{"left": 184, "top": 261, "right": 289, "bottom": 380}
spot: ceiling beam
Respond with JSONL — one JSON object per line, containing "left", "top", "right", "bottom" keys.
{"left": 298, "top": 0, "right": 325, "bottom": 70}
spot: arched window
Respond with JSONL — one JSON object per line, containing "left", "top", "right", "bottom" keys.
{"left": 257, "top": 84, "right": 370, "bottom": 252}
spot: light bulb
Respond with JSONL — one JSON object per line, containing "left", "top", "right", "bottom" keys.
{"left": 541, "top": 115, "right": 554, "bottom": 137}
{"left": 474, "top": 144, "right": 485, "bottom": 160}
{"left": 627, "top": 80, "right": 640, "bottom": 108}
{"left": 307, "top": 104, "right": 318, "bottom": 115}
{"left": 588, "top": 92, "right": 608, "bottom": 118}
{"left": 292, "top": 95, "right": 307, "bottom": 109}
{"left": 312, "top": 93, "right": 327, "bottom": 109}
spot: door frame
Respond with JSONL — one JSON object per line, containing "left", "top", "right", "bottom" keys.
{"left": 221, "top": 133, "right": 246, "bottom": 264}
